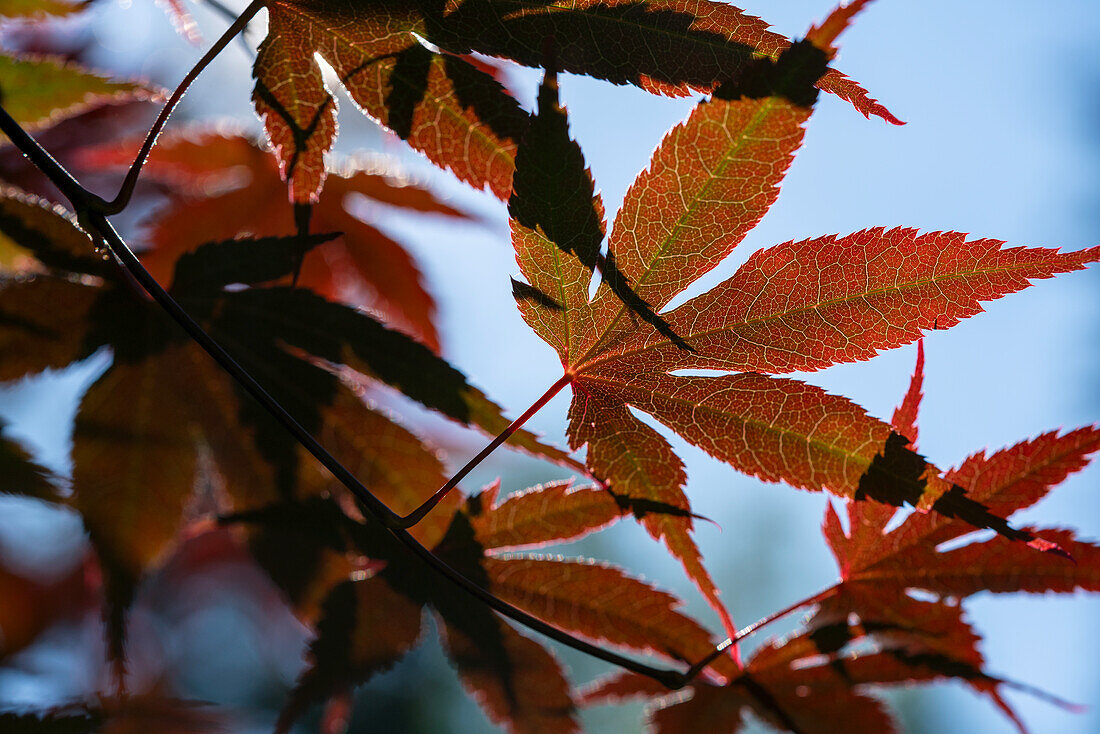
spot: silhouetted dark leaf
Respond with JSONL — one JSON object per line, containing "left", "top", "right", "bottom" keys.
{"left": 169, "top": 233, "right": 338, "bottom": 296}
{"left": 0, "top": 420, "right": 59, "bottom": 501}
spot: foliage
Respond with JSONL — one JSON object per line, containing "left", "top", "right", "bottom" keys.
{"left": 0, "top": 1, "right": 1096, "bottom": 733}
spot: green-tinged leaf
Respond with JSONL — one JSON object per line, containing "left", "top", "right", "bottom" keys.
{"left": 510, "top": 5, "right": 1073, "bottom": 592}
{"left": 0, "top": 54, "right": 157, "bottom": 134}
{"left": 251, "top": 11, "right": 337, "bottom": 204}
{"left": 594, "top": 63, "right": 813, "bottom": 318}
{"left": 508, "top": 33, "right": 847, "bottom": 635}
{"left": 0, "top": 0, "right": 82, "bottom": 20}
{"left": 511, "top": 67, "right": 686, "bottom": 357}
{"left": 510, "top": 65, "right": 735, "bottom": 633}
{"left": 509, "top": 67, "right": 605, "bottom": 361}
{"left": 565, "top": 40, "right": 822, "bottom": 365}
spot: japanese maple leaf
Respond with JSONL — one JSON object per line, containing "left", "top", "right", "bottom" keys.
{"left": 804, "top": 348, "right": 1100, "bottom": 724}
{"left": 80, "top": 130, "right": 469, "bottom": 351}
{"left": 0, "top": 188, "right": 565, "bottom": 664}
{"left": 821, "top": 343, "right": 1100, "bottom": 612}
{"left": 633, "top": 346, "right": 1100, "bottom": 734}
{"left": 582, "top": 637, "right": 898, "bottom": 734}
{"left": 509, "top": 2, "right": 1099, "bottom": 638}
{"left": 274, "top": 476, "right": 737, "bottom": 734}
{"left": 582, "top": 589, "right": 1061, "bottom": 733}
{"left": 250, "top": 0, "right": 897, "bottom": 203}
{"left": 252, "top": 0, "right": 529, "bottom": 202}
{"left": 0, "top": 52, "right": 157, "bottom": 132}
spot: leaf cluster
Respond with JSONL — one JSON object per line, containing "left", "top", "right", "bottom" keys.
{"left": 0, "top": 1, "right": 1097, "bottom": 733}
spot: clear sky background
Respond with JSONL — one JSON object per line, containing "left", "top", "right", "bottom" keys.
{"left": 2, "top": 1, "right": 1099, "bottom": 732}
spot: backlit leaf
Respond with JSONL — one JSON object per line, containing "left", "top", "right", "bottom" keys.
{"left": 279, "top": 504, "right": 587, "bottom": 734}
{"left": 597, "top": 230, "right": 1100, "bottom": 376}
{"left": 511, "top": 5, "right": 1088, "bottom": 583}
{"left": 0, "top": 187, "right": 103, "bottom": 276}
{"left": 191, "top": 283, "right": 570, "bottom": 465}
{"left": 253, "top": 1, "right": 526, "bottom": 201}
{"left": 765, "top": 379, "right": 1100, "bottom": 730}
{"left": 0, "top": 197, "right": 501, "bottom": 666}
{"left": 891, "top": 340, "right": 924, "bottom": 447}
{"left": 483, "top": 555, "right": 738, "bottom": 679}
{"left": 440, "top": 615, "right": 579, "bottom": 734}
{"left": 468, "top": 479, "right": 623, "bottom": 551}
{"left": 826, "top": 427, "right": 1100, "bottom": 595}
{"left": 417, "top": 0, "right": 897, "bottom": 122}
{"left": 634, "top": 636, "right": 898, "bottom": 734}
{"left": 249, "top": 0, "right": 894, "bottom": 203}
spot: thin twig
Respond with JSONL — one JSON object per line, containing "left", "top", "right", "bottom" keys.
{"left": 87, "top": 0, "right": 264, "bottom": 215}
{"left": 202, "top": 0, "right": 259, "bottom": 54}
{"left": 402, "top": 373, "right": 572, "bottom": 527}
{"left": 685, "top": 585, "right": 839, "bottom": 679}
{"left": 731, "top": 585, "right": 839, "bottom": 643}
